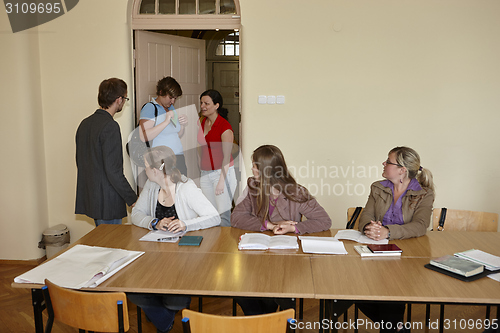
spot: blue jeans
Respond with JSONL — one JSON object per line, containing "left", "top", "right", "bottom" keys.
{"left": 127, "top": 293, "right": 190, "bottom": 332}
{"left": 200, "top": 166, "right": 237, "bottom": 227}
{"left": 94, "top": 219, "right": 122, "bottom": 227}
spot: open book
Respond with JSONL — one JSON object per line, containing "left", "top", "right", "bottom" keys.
{"left": 333, "top": 230, "right": 389, "bottom": 245}
{"left": 238, "top": 233, "right": 299, "bottom": 250}
{"left": 14, "top": 245, "right": 144, "bottom": 289}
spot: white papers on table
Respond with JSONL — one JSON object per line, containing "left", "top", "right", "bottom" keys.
{"left": 333, "top": 230, "right": 389, "bottom": 245}
{"left": 454, "top": 249, "right": 500, "bottom": 271}
{"left": 299, "top": 236, "right": 348, "bottom": 255}
{"left": 488, "top": 272, "right": 500, "bottom": 282}
{"left": 238, "top": 233, "right": 299, "bottom": 250}
{"left": 14, "top": 245, "right": 144, "bottom": 289}
{"left": 139, "top": 230, "right": 186, "bottom": 242}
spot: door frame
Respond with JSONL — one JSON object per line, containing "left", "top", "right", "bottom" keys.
{"left": 128, "top": 0, "right": 245, "bottom": 194}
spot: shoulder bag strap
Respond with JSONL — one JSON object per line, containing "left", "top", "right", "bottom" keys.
{"left": 346, "top": 207, "right": 363, "bottom": 229}
{"left": 437, "top": 207, "right": 447, "bottom": 231}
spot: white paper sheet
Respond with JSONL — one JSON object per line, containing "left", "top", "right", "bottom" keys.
{"left": 14, "top": 245, "right": 144, "bottom": 289}
{"left": 333, "top": 230, "right": 389, "bottom": 244}
{"left": 299, "top": 236, "right": 348, "bottom": 255}
{"left": 488, "top": 272, "right": 500, "bottom": 282}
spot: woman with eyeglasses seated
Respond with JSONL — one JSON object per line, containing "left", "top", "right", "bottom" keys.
{"left": 357, "top": 146, "right": 435, "bottom": 333}
{"left": 359, "top": 146, "right": 435, "bottom": 241}
{"left": 129, "top": 146, "right": 220, "bottom": 333}
{"left": 231, "top": 144, "right": 332, "bottom": 315}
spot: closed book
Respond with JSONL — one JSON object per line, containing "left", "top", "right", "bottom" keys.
{"left": 430, "top": 255, "right": 484, "bottom": 277}
{"left": 367, "top": 244, "right": 402, "bottom": 253}
{"left": 354, "top": 245, "right": 402, "bottom": 257}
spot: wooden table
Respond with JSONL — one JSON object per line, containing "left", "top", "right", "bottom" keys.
{"left": 12, "top": 225, "right": 500, "bottom": 333}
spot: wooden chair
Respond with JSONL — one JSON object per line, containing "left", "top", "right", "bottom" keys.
{"left": 429, "top": 208, "right": 499, "bottom": 327}
{"left": 346, "top": 207, "right": 363, "bottom": 230}
{"left": 181, "top": 308, "right": 295, "bottom": 333}
{"left": 42, "top": 279, "right": 129, "bottom": 333}
{"left": 432, "top": 208, "right": 498, "bottom": 231}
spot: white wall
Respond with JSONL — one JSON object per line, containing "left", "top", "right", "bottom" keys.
{"left": 1, "top": 0, "right": 499, "bottom": 259}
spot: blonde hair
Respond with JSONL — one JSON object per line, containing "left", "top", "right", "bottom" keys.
{"left": 390, "top": 146, "right": 435, "bottom": 192}
{"left": 143, "top": 146, "right": 184, "bottom": 184}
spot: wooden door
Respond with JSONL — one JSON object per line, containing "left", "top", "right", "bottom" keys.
{"left": 135, "top": 31, "right": 206, "bottom": 181}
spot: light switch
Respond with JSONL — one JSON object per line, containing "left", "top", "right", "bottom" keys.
{"left": 258, "top": 95, "right": 267, "bottom": 104}
{"left": 267, "top": 95, "right": 276, "bottom": 104}
{"left": 277, "top": 95, "right": 285, "bottom": 104}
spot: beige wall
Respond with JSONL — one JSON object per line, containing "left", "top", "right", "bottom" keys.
{"left": 0, "top": 0, "right": 136, "bottom": 260}
{"left": 1, "top": 0, "right": 499, "bottom": 260}
{"left": 240, "top": 0, "right": 500, "bottom": 229}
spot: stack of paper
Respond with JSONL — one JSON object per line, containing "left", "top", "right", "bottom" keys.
{"left": 299, "top": 236, "right": 348, "bottom": 254}
{"left": 454, "top": 249, "right": 500, "bottom": 271}
{"left": 238, "top": 233, "right": 299, "bottom": 250}
{"left": 14, "top": 245, "right": 144, "bottom": 289}
{"left": 333, "top": 230, "right": 389, "bottom": 245}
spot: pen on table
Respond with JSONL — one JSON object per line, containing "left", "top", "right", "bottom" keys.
{"left": 157, "top": 237, "right": 176, "bottom": 242}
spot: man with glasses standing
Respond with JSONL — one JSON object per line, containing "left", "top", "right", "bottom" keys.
{"left": 75, "top": 78, "right": 137, "bottom": 226}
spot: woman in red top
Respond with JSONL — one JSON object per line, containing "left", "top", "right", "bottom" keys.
{"left": 198, "top": 90, "right": 237, "bottom": 226}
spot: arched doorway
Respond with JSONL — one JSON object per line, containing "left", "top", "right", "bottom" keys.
{"left": 130, "top": 0, "right": 242, "bottom": 189}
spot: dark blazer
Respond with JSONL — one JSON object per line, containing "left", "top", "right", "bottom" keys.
{"left": 75, "top": 109, "right": 137, "bottom": 220}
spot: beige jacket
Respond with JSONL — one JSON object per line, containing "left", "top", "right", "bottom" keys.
{"left": 358, "top": 180, "right": 434, "bottom": 239}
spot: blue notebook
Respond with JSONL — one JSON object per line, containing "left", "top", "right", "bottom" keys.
{"left": 178, "top": 235, "right": 203, "bottom": 246}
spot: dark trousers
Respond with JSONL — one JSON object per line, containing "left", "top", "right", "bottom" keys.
{"left": 235, "top": 297, "right": 295, "bottom": 316}
{"left": 127, "top": 293, "right": 190, "bottom": 332}
{"left": 357, "top": 302, "right": 406, "bottom": 333}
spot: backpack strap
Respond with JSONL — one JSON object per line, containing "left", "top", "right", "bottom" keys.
{"left": 436, "top": 207, "right": 447, "bottom": 231}
{"left": 140, "top": 102, "right": 159, "bottom": 148}
{"left": 346, "top": 207, "right": 363, "bottom": 229}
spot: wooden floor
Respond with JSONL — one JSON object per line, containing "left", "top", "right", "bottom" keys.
{"left": 2, "top": 262, "right": 496, "bottom": 332}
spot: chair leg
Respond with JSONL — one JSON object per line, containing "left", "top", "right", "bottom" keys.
{"left": 425, "top": 304, "right": 431, "bottom": 327}
{"left": 319, "top": 300, "right": 324, "bottom": 333}
{"left": 486, "top": 305, "right": 491, "bottom": 319}
{"left": 42, "top": 286, "right": 54, "bottom": 333}
{"left": 299, "top": 298, "right": 304, "bottom": 320}
{"left": 137, "top": 305, "right": 142, "bottom": 333}
{"left": 182, "top": 317, "right": 192, "bottom": 333}
{"left": 354, "top": 303, "right": 359, "bottom": 333}
{"left": 406, "top": 303, "right": 412, "bottom": 322}
{"left": 439, "top": 304, "right": 445, "bottom": 333}
{"left": 198, "top": 297, "right": 203, "bottom": 312}
{"left": 232, "top": 298, "right": 237, "bottom": 316}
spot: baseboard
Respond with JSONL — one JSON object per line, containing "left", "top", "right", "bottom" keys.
{"left": 0, "top": 256, "right": 46, "bottom": 266}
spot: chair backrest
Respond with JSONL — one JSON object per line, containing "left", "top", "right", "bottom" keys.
{"left": 432, "top": 208, "right": 498, "bottom": 232}
{"left": 43, "top": 279, "right": 129, "bottom": 333}
{"left": 181, "top": 308, "right": 295, "bottom": 333}
{"left": 346, "top": 207, "right": 363, "bottom": 230}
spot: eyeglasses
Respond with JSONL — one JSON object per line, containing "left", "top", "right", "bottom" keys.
{"left": 385, "top": 159, "right": 403, "bottom": 167}
{"left": 122, "top": 96, "right": 129, "bottom": 102}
